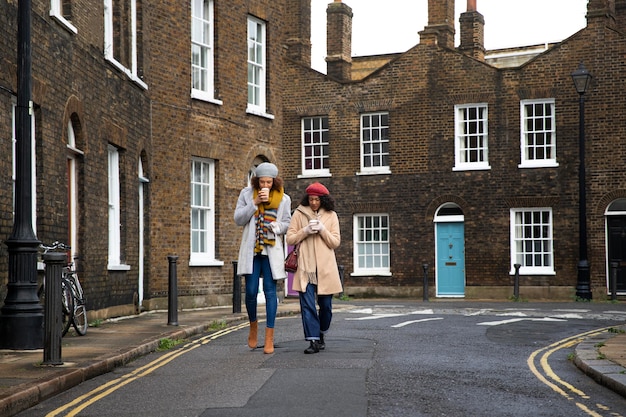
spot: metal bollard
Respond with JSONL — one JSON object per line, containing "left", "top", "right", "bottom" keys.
{"left": 43, "top": 252, "right": 66, "bottom": 365}
{"left": 513, "top": 263, "right": 521, "bottom": 299}
{"left": 167, "top": 255, "right": 179, "bottom": 326}
{"left": 422, "top": 264, "right": 429, "bottom": 302}
{"left": 338, "top": 265, "right": 345, "bottom": 298}
{"left": 610, "top": 261, "right": 619, "bottom": 301}
{"left": 232, "top": 261, "right": 241, "bottom": 313}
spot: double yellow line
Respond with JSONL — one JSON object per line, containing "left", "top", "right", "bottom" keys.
{"left": 46, "top": 321, "right": 250, "bottom": 417}
{"left": 527, "top": 326, "right": 623, "bottom": 417}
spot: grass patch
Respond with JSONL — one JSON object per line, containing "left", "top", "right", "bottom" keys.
{"left": 608, "top": 327, "right": 626, "bottom": 334}
{"left": 208, "top": 319, "right": 227, "bottom": 331}
{"left": 157, "top": 337, "right": 184, "bottom": 351}
{"left": 89, "top": 319, "right": 103, "bottom": 328}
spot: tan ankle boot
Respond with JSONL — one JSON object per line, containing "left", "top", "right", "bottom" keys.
{"left": 264, "top": 327, "right": 274, "bottom": 354}
{"left": 248, "top": 321, "right": 258, "bottom": 348}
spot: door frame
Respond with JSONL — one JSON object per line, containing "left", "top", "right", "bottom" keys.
{"left": 605, "top": 199, "right": 626, "bottom": 296}
{"left": 434, "top": 203, "right": 465, "bottom": 297}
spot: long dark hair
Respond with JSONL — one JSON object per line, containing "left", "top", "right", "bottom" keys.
{"left": 300, "top": 193, "right": 335, "bottom": 211}
{"left": 251, "top": 176, "right": 283, "bottom": 191}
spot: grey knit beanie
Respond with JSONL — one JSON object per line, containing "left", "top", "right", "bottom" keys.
{"left": 254, "top": 162, "right": 278, "bottom": 178}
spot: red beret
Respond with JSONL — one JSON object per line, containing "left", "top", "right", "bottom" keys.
{"left": 306, "top": 182, "right": 329, "bottom": 196}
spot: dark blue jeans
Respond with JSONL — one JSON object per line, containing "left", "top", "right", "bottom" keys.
{"left": 299, "top": 283, "right": 333, "bottom": 341}
{"left": 245, "top": 255, "right": 277, "bottom": 328}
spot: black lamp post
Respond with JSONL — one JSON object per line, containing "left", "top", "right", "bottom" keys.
{"left": 0, "top": 0, "right": 43, "bottom": 349}
{"left": 571, "top": 62, "right": 593, "bottom": 301}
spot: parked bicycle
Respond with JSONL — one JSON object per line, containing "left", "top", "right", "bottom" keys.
{"left": 39, "top": 241, "right": 88, "bottom": 336}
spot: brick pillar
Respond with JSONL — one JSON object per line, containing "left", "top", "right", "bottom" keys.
{"left": 326, "top": 0, "right": 352, "bottom": 81}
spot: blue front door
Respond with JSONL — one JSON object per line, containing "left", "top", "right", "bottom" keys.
{"left": 436, "top": 222, "right": 465, "bottom": 296}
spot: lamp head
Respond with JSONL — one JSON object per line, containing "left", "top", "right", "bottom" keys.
{"left": 572, "top": 62, "right": 592, "bottom": 95}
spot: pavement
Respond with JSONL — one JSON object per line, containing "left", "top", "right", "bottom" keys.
{"left": 0, "top": 299, "right": 625, "bottom": 417}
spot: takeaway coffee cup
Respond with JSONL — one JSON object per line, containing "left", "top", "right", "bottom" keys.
{"left": 260, "top": 188, "right": 270, "bottom": 202}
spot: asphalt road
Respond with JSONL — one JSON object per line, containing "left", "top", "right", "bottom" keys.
{"left": 16, "top": 302, "right": 626, "bottom": 417}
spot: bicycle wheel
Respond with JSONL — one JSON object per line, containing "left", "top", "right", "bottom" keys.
{"left": 69, "top": 276, "right": 88, "bottom": 336}
{"left": 61, "top": 280, "right": 74, "bottom": 337}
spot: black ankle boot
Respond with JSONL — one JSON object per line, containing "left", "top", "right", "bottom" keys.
{"left": 304, "top": 340, "right": 320, "bottom": 354}
{"left": 318, "top": 334, "right": 325, "bottom": 350}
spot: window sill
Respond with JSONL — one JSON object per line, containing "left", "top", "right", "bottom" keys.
{"left": 246, "top": 107, "right": 275, "bottom": 120}
{"left": 108, "top": 264, "right": 131, "bottom": 271}
{"left": 356, "top": 169, "right": 391, "bottom": 176}
{"left": 189, "top": 259, "right": 225, "bottom": 267}
{"left": 518, "top": 161, "right": 559, "bottom": 169}
{"left": 509, "top": 269, "right": 555, "bottom": 276}
{"left": 105, "top": 57, "right": 148, "bottom": 90}
{"left": 452, "top": 164, "right": 491, "bottom": 171}
{"left": 191, "top": 91, "right": 223, "bottom": 105}
{"left": 50, "top": 12, "right": 77, "bottom": 35}
{"left": 350, "top": 271, "right": 392, "bottom": 277}
{"left": 297, "top": 172, "right": 332, "bottom": 179}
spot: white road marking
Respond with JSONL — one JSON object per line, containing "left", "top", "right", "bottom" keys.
{"left": 478, "top": 317, "right": 567, "bottom": 326}
{"left": 392, "top": 317, "right": 444, "bottom": 328}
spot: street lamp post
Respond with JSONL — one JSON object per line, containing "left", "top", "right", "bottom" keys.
{"left": 571, "top": 62, "right": 593, "bottom": 301}
{"left": 0, "top": 0, "right": 43, "bottom": 349}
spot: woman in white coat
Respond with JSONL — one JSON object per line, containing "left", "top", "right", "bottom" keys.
{"left": 234, "top": 162, "right": 291, "bottom": 354}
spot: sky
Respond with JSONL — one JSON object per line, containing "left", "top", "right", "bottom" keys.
{"left": 310, "top": 0, "right": 588, "bottom": 73}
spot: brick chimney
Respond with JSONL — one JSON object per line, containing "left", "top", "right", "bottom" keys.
{"left": 419, "top": 0, "right": 455, "bottom": 48}
{"left": 616, "top": 0, "right": 626, "bottom": 29}
{"left": 458, "top": 0, "right": 485, "bottom": 61}
{"left": 326, "top": 0, "right": 353, "bottom": 81}
{"left": 586, "top": 0, "right": 616, "bottom": 29}
{"left": 285, "top": 0, "right": 312, "bottom": 66}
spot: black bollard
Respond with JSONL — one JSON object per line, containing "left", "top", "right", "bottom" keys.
{"left": 338, "top": 265, "right": 345, "bottom": 298}
{"left": 422, "top": 264, "right": 429, "bottom": 302}
{"left": 232, "top": 261, "right": 241, "bottom": 313}
{"left": 513, "top": 263, "right": 521, "bottom": 299}
{"left": 43, "top": 252, "right": 66, "bottom": 365}
{"left": 610, "top": 261, "right": 619, "bottom": 301}
{"left": 167, "top": 255, "right": 179, "bottom": 326}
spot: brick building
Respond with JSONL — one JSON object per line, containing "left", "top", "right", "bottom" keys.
{"left": 0, "top": 0, "right": 289, "bottom": 323}
{"left": 1, "top": 0, "right": 625, "bottom": 331}
{"left": 282, "top": 0, "right": 626, "bottom": 300}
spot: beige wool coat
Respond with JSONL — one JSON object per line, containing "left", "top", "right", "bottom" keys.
{"left": 286, "top": 205, "right": 343, "bottom": 295}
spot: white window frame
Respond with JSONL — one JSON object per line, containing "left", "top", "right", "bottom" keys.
{"left": 453, "top": 103, "right": 490, "bottom": 171}
{"left": 246, "top": 16, "right": 273, "bottom": 119}
{"left": 510, "top": 208, "right": 555, "bottom": 275}
{"left": 67, "top": 121, "right": 84, "bottom": 262}
{"left": 191, "top": 0, "right": 221, "bottom": 104}
{"left": 353, "top": 213, "right": 391, "bottom": 276}
{"left": 103, "top": 0, "right": 147, "bottom": 88}
{"left": 519, "top": 99, "right": 558, "bottom": 168}
{"left": 50, "top": 0, "right": 77, "bottom": 34}
{"left": 300, "top": 116, "right": 331, "bottom": 178}
{"left": 108, "top": 145, "right": 130, "bottom": 270}
{"left": 190, "top": 158, "right": 223, "bottom": 266}
{"left": 358, "top": 112, "right": 391, "bottom": 175}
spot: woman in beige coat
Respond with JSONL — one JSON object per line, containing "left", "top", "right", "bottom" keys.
{"left": 286, "top": 182, "right": 342, "bottom": 354}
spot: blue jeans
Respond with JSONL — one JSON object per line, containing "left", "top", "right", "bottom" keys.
{"left": 244, "top": 255, "right": 277, "bottom": 328}
{"left": 299, "top": 283, "right": 333, "bottom": 341}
